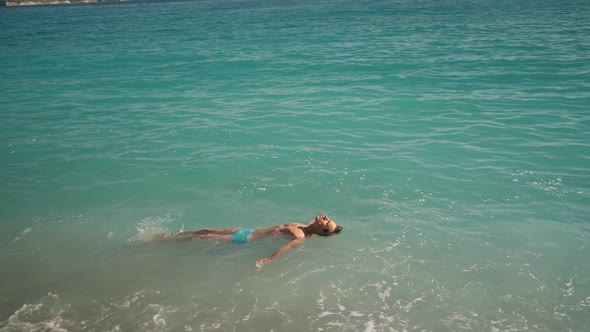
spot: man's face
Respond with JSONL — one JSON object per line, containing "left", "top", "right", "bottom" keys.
{"left": 315, "top": 215, "right": 342, "bottom": 236}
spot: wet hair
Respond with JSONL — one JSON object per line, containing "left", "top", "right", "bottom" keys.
{"left": 318, "top": 225, "right": 343, "bottom": 237}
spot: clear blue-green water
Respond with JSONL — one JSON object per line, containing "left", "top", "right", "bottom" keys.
{"left": 1, "top": 0, "right": 590, "bottom": 330}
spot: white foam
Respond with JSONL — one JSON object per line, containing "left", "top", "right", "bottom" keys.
{"left": 152, "top": 313, "right": 166, "bottom": 328}
{"left": 0, "top": 292, "right": 70, "bottom": 332}
{"left": 349, "top": 311, "right": 364, "bottom": 317}
{"left": 364, "top": 319, "right": 376, "bottom": 332}
{"left": 564, "top": 275, "right": 576, "bottom": 297}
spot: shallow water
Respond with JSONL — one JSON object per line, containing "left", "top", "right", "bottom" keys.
{"left": 1, "top": 0, "right": 590, "bottom": 330}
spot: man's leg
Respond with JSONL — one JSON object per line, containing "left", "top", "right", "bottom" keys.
{"left": 152, "top": 228, "right": 241, "bottom": 241}
{"left": 182, "top": 228, "right": 241, "bottom": 236}
{"left": 193, "top": 233, "right": 233, "bottom": 241}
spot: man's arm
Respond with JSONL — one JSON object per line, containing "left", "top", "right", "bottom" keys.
{"left": 256, "top": 238, "right": 305, "bottom": 269}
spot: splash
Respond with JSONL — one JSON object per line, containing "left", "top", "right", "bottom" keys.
{"left": 129, "top": 213, "right": 181, "bottom": 242}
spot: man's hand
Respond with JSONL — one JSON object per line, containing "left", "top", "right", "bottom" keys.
{"left": 256, "top": 258, "right": 271, "bottom": 269}
{"left": 255, "top": 238, "right": 305, "bottom": 269}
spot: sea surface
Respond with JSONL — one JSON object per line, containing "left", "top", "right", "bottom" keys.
{"left": 1, "top": 0, "right": 590, "bottom": 330}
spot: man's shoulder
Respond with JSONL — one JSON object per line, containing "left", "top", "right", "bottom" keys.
{"left": 284, "top": 222, "right": 306, "bottom": 227}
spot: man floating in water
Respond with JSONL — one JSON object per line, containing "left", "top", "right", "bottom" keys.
{"left": 156, "top": 215, "right": 343, "bottom": 268}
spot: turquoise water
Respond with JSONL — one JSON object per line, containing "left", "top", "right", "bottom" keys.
{"left": 1, "top": 0, "right": 590, "bottom": 330}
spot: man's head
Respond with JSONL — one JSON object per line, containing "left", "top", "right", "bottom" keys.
{"left": 311, "top": 215, "right": 343, "bottom": 236}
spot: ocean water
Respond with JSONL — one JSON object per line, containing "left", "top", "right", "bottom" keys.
{"left": 1, "top": 0, "right": 590, "bottom": 330}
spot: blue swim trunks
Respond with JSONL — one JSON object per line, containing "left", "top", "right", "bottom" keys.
{"left": 231, "top": 228, "right": 254, "bottom": 243}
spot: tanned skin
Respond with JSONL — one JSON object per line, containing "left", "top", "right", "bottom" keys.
{"left": 155, "top": 215, "right": 343, "bottom": 268}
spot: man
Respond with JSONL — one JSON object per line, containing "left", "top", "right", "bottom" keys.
{"left": 157, "top": 215, "right": 343, "bottom": 268}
